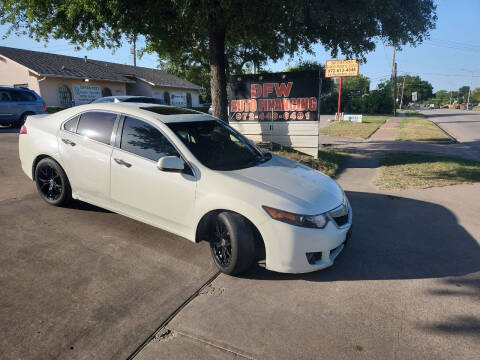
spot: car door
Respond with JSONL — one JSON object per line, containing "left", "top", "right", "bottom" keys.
{"left": 58, "top": 111, "right": 118, "bottom": 207}
{"left": 0, "top": 89, "right": 15, "bottom": 123}
{"left": 110, "top": 115, "right": 196, "bottom": 237}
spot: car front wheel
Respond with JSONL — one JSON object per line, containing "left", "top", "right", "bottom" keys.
{"left": 210, "top": 212, "right": 256, "bottom": 275}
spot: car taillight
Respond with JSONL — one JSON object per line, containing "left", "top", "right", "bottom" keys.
{"left": 20, "top": 125, "right": 27, "bottom": 134}
{"left": 43, "top": 102, "right": 46, "bottom": 111}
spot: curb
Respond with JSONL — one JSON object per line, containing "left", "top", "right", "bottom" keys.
{"left": 429, "top": 119, "right": 458, "bottom": 143}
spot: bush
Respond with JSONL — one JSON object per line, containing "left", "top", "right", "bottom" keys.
{"left": 46, "top": 106, "right": 66, "bottom": 114}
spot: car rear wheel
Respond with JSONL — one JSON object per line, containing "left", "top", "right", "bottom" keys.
{"left": 210, "top": 212, "right": 256, "bottom": 275}
{"left": 35, "top": 158, "right": 72, "bottom": 206}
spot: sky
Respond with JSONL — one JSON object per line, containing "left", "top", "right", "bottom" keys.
{"left": 0, "top": 0, "right": 479, "bottom": 93}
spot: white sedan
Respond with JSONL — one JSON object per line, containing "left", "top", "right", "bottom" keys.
{"left": 18, "top": 103, "right": 352, "bottom": 275}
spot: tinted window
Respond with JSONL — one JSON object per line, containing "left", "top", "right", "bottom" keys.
{"left": 120, "top": 116, "right": 178, "bottom": 161}
{"left": 77, "top": 112, "right": 117, "bottom": 144}
{"left": 63, "top": 116, "right": 79, "bottom": 132}
{"left": 11, "top": 90, "right": 36, "bottom": 102}
{"left": 0, "top": 90, "right": 12, "bottom": 102}
{"left": 123, "top": 97, "right": 156, "bottom": 103}
{"left": 140, "top": 106, "right": 199, "bottom": 115}
{"left": 168, "top": 120, "right": 269, "bottom": 170}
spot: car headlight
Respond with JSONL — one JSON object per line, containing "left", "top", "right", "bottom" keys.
{"left": 262, "top": 206, "right": 328, "bottom": 229}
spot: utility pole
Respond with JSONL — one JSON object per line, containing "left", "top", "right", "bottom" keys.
{"left": 467, "top": 86, "right": 471, "bottom": 109}
{"left": 130, "top": 35, "right": 137, "bottom": 67}
{"left": 391, "top": 46, "right": 397, "bottom": 116}
{"left": 399, "top": 75, "right": 406, "bottom": 109}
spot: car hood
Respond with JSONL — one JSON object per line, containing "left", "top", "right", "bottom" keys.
{"left": 226, "top": 154, "right": 344, "bottom": 214}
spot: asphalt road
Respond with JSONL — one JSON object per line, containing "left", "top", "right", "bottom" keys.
{"left": 424, "top": 109, "right": 480, "bottom": 157}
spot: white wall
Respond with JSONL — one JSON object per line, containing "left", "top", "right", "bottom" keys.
{"left": 152, "top": 86, "right": 200, "bottom": 107}
{"left": 0, "top": 56, "right": 41, "bottom": 94}
{"left": 39, "top": 78, "right": 126, "bottom": 106}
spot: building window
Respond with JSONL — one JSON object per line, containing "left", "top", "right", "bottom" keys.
{"left": 58, "top": 85, "right": 72, "bottom": 107}
{"left": 163, "top": 91, "right": 170, "bottom": 105}
{"left": 186, "top": 93, "right": 192, "bottom": 107}
{"left": 102, "top": 87, "right": 112, "bottom": 97}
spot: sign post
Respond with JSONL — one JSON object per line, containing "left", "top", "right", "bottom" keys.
{"left": 325, "top": 59, "right": 359, "bottom": 121}
{"left": 337, "top": 77, "right": 343, "bottom": 121}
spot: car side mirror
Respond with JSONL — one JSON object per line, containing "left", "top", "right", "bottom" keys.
{"left": 157, "top": 156, "right": 185, "bottom": 172}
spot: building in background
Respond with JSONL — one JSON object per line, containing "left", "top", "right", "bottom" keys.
{"left": 0, "top": 46, "right": 201, "bottom": 107}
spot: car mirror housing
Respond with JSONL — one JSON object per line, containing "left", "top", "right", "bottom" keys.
{"left": 157, "top": 156, "right": 185, "bottom": 172}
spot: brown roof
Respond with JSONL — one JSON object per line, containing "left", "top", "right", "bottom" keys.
{"left": 0, "top": 46, "right": 202, "bottom": 90}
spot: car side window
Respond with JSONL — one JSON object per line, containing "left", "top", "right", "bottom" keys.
{"left": 120, "top": 116, "right": 179, "bottom": 161}
{"left": 63, "top": 116, "right": 80, "bottom": 133}
{"left": 11, "top": 90, "right": 34, "bottom": 102}
{"left": 77, "top": 111, "right": 117, "bottom": 144}
{"left": 0, "top": 90, "right": 12, "bottom": 102}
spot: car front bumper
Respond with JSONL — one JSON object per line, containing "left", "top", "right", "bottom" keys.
{"left": 259, "top": 207, "right": 352, "bottom": 274}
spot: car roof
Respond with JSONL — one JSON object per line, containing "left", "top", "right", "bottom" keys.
{"left": 70, "top": 102, "right": 217, "bottom": 123}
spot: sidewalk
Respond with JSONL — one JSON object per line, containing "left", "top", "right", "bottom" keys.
{"left": 368, "top": 117, "right": 401, "bottom": 142}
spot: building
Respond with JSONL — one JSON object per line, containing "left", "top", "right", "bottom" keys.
{"left": 0, "top": 46, "right": 202, "bottom": 107}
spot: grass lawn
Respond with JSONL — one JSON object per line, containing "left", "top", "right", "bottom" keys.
{"left": 396, "top": 117, "right": 451, "bottom": 142}
{"left": 320, "top": 115, "right": 389, "bottom": 139}
{"left": 376, "top": 152, "right": 480, "bottom": 189}
{"left": 259, "top": 142, "right": 350, "bottom": 178}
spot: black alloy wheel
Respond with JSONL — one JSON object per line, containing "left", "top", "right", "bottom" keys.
{"left": 209, "top": 212, "right": 256, "bottom": 275}
{"left": 35, "top": 158, "right": 72, "bottom": 206}
{"left": 212, "top": 220, "right": 232, "bottom": 267}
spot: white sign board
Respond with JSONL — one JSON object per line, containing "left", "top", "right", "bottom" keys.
{"left": 170, "top": 93, "right": 187, "bottom": 107}
{"left": 72, "top": 85, "right": 102, "bottom": 105}
{"left": 343, "top": 114, "right": 363, "bottom": 122}
{"left": 229, "top": 121, "right": 320, "bottom": 158}
{"left": 412, "top": 91, "right": 418, "bottom": 102}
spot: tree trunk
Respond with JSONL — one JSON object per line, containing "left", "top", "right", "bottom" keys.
{"left": 208, "top": 12, "right": 228, "bottom": 122}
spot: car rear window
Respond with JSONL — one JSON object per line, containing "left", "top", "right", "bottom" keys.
{"left": 63, "top": 116, "right": 80, "bottom": 133}
{"left": 140, "top": 106, "right": 199, "bottom": 115}
{"left": 77, "top": 111, "right": 117, "bottom": 144}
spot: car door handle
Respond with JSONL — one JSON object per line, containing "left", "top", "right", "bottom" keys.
{"left": 61, "top": 138, "right": 76, "bottom": 146}
{"left": 114, "top": 158, "right": 132, "bottom": 168}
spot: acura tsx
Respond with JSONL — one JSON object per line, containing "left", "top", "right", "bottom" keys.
{"left": 18, "top": 103, "right": 352, "bottom": 275}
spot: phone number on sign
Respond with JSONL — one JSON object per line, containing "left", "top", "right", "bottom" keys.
{"left": 234, "top": 112, "right": 312, "bottom": 121}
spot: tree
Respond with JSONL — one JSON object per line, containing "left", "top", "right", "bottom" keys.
{"left": 471, "top": 88, "right": 480, "bottom": 104}
{"left": 387, "top": 75, "right": 433, "bottom": 105}
{"left": 1, "top": 0, "right": 437, "bottom": 121}
{"left": 458, "top": 86, "right": 471, "bottom": 103}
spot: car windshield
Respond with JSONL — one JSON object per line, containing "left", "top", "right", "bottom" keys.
{"left": 167, "top": 120, "right": 271, "bottom": 171}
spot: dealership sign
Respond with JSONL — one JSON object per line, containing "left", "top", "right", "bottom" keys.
{"left": 325, "top": 59, "right": 359, "bottom": 78}
{"left": 228, "top": 70, "right": 319, "bottom": 122}
{"left": 72, "top": 85, "right": 101, "bottom": 105}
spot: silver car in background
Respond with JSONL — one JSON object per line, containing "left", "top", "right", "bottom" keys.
{"left": 0, "top": 87, "right": 46, "bottom": 127}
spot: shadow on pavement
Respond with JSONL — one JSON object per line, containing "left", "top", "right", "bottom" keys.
{"left": 67, "top": 200, "right": 112, "bottom": 213}
{"left": 244, "top": 191, "right": 480, "bottom": 282}
{"left": 0, "top": 127, "right": 20, "bottom": 134}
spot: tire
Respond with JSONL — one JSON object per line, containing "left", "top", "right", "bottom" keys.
{"left": 34, "top": 158, "right": 72, "bottom": 206}
{"left": 209, "top": 212, "right": 256, "bottom": 275}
